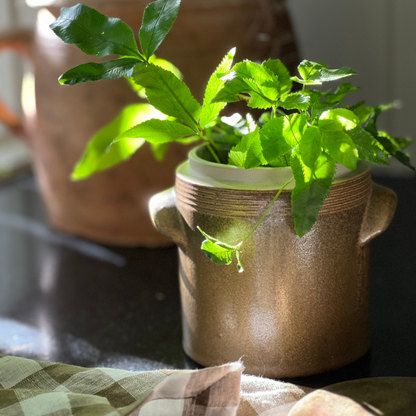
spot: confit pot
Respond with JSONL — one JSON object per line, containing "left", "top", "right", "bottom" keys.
{"left": 0, "top": 0, "right": 298, "bottom": 246}
{"left": 149, "top": 145, "right": 397, "bottom": 378}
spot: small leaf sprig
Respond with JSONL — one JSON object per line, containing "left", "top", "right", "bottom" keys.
{"left": 51, "top": 0, "right": 414, "bottom": 273}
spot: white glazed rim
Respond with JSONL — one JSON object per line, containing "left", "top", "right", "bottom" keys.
{"left": 176, "top": 145, "right": 370, "bottom": 191}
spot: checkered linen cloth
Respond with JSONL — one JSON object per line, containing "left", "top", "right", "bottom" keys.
{"left": 0, "top": 355, "right": 312, "bottom": 416}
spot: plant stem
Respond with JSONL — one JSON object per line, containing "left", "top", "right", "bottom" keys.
{"left": 276, "top": 108, "right": 286, "bottom": 117}
{"left": 241, "top": 176, "right": 294, "bottom": 245}
{"left": 203, "top": 131, "right": 226, "bottom": 164}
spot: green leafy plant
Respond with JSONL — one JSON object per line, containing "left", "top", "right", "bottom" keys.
{"left": 51, "top": 0, "right": 414, "bottom": 272}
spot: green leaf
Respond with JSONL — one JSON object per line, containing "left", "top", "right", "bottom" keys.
{"left": 260, "top": 114, "right": 307, "bottom": 163}
{"left": 277, "top": 93, "right": 310, "bottom": 111}
{"left": 353, "top": 105, "right": 372, "bottom": 125}
{"left": 325, "top": 83, "right": 360, "bottom": 103}
{"left": 298, "top": 126, "right": 322, "bottom": 168}
{"left": 72, "top": 104, "right": 165, "bottom": 180}
{"left": 115, "top": 119, "right": 195, "bottom": 143}
{"left": 320, "top": 109, "right": 360, "bottom": 130}
{"left": 347, "top": 126, "right": 389, "bottom": 165}
{"left": 376, "top": 134, "right": 415, "bottom": 171}
{"left": 246, "top": 113, "right": 257, "bottom": 133}
{"left": 198, "top": 227, "right": 237, "bottom": 266}
{"left": 133, "top": 63, "right": 201, "bottom": 130}
{"left": 319, "top": 119, "right": 359, "bottom": 169}
{"left": 151, "top": 142, "right": 169, "bottom": 161}
{"left": 199, "top": 48, "right": 236, "bottom": 129}
{"left": 139, "top": 0, "right": 181, "bottom": 60}
{"left": 229, "top": 127, "right": 266, "bottom": 169}
{"left": 263, "top": 58, "right": 292, "bottom": 95}
{"left": 291, "top": 152, "right": 336, "bottom": 237}
{"left": 308, "top": 90, "right": 337, "bottom": 120}
{"left": 50, "top": 4, "right": 142, "bottom": 59}
{"left": 378, "top": 131, "right": 412, "bottom": 152}
{"left": 293, "top": 60, "right": 356, "bottom": 85}
{"left": 231, "top": 60, "right": 277, "bottom": 88}
{"left": 59, "top": 58, "right": 142, "bottom": 85}
{"left": 213, "top": 77, "right": 274, "bottom": 109}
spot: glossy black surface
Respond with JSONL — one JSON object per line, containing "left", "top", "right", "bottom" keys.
{"left": 0, "top": 175, "right": 415, "bottom": 388}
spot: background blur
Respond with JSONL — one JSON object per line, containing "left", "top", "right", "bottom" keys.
{"left": 0, "top": 0, "right": 414, "bottom": 176}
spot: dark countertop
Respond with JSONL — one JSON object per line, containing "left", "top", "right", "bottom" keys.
{"left": 0, "top": 174, "right": 415, "bottom": 389}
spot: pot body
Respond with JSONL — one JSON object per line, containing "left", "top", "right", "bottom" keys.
{"left": 0, "top": 0, "right": 298, "bottom": 246}
{"left": 150, "top": 147, "right": 397, "bottom": 378}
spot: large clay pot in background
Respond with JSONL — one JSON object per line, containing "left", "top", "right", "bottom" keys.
{"left": 0, "top": 0, "right": 298, "bottom": 246}
{"left": 150, "top": 146, "right": 397, "bottom": 378}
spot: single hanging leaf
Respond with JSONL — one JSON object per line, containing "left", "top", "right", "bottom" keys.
{"left": 72, "top": 104, "right": 165, "bottom": 180}
{"left": 277, "top": 93, "right": 310, "bottom": 111}
{"left": 319, "top": 119, "right": 359, "bottom": 169}
{"left": 325, "top": 83, "right": 361, "bottom": 103}
{"left": 199, "top": 48, "right": 236, "bottom": 129}
{"left": 291, "top": 152, "right": 336, "bottom": 237}
{"left": 378, "top": 131, "right": 412, "bottom": 152}
{"left": 151, "top": 142, "right": 169, "bottom": 161}
{"left": 59, "top": 58, "right": 143, "bottom": 85}
{"left": 263, "top": 58, "right": 292, "bottom": 95}
{"left": 139, "top": 0, "right": 181, "bottom": 60}
{"left": 133, "top": 63, "right": 201, "bottom": 131}
{"left": 320, "top": 109, "right": 360, "bottom": 130}
{"left": 50, "top": 4, "right": 142, "bottom": 59}
{"left": 260, "top": 114, "right": 307, "bottom": 163}
{"left": 292, "top": 60, "right": 356, "bottom": 85}
{"left": 298, "top": 126, "right": 322, "bottom": 168}
{"left": 198, "top": 227, "right": 237, "bottom": 266}
{"left": 114, "top": 119, "right": 196, "bottom": 143}
{"left": 229, "top": 127, "right": 266, "bottom": 169}
{"left": 347, "top": 126, "right": 389, "bottom": 165}
{"left": 246, "top": 113, "right": 257, "bottom": 133}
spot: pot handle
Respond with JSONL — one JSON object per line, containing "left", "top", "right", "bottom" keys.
{"left": 0, "top": 29, "right": 33, "bottom": 140}
{"left": 360, "top": 183, "right": 397, "bottom": 246}
{"left": 149, "top": 187, "right": 187, "bottom": 250}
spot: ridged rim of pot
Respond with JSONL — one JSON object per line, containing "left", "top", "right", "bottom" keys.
{"left": 176, "top": 144, "right": 370, "bottom": 191}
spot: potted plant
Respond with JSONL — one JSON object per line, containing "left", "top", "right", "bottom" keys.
{"left": 51, "top": 0, "right": 414, "bottom": 377}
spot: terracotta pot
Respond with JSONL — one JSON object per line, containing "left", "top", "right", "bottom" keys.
{"left": 149, "top": 146, "right": 397, "bottom": 378}
{"left": 0, "top": 0, "right": 298, "bottom": 246}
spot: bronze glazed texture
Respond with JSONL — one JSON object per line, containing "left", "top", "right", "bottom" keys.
{"left": 150, "top": 149, "right": 397, "bottom": 378}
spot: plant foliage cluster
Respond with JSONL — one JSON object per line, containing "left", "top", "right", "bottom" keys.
{"left": 51, "top": 0, "right": 414, "bottom": 272}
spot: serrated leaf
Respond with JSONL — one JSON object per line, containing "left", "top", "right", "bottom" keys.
{"left": 319, "top": 119, "right": 359, "bottom": 169}
{"left": 291, "top": 152, "right": 336, "bottom": 237}
{"left": 246, "top": 113, "right": 257, "bottom": 133}
{"left": 59, "top": 58, "right": 142, "bottom": 85}
{"left": 326, "top": 83, "right": 360, "bottom": 103}
{"left": 298, "top": 126, "right": 322, "bottom": 168}
{"left": 263, "top": 58, "right": 292, "bottom": 95}
{"left": 347, "top": 126, "right": 389, "bottom": 165}
{"left": 139, "top": 0, "right": 181, "bottom": 60}
{"left": 133, "top": 63, "right": 201, "bottom": 130}
{"left": 229, "top": 127, "right": 266, "bottom": 169}
{"left": 278, "top": 93, "right": 310, "bottom": 111}
{"left": 308, "top": 90, "right": 338, "bottom": 120}
{"left": 50, "top": 4, "right": 142, "bottom": 59}
{"left": 376, "top": 134, "right": 415, "bottom": 171}
{"left": 320, "top": 109, "right": 360, "bottom": 130}
{"left": 260, "top": 114, "right": 307, "bottom": 163}
{"left": 294, "top": 60, "right": 356, "bottom": 85}
{"left": 198, "top": 227, "right": 236, "bottom": 266}
{"left": 353, "top": 105, "right": 372, "bottom": 125}
{"left": 115, "top": 119, "right": 195, "bottom": 143}
{"left": 378, "top": 131, "right": 412, "bottom": 151}
{"left": 72, "top": 104, "right": 165, "bottom": 180}
{"left": 213, "top": 78, "right": 274, "bottom": 109}
{"left": 231, "top": 60, "right": 277, "bottom": 85}
{"left": 199, "top": 48, "right": 236, "bottom": 129}
{"left": 298, "top": 60, "right": 328, "bottom": 80}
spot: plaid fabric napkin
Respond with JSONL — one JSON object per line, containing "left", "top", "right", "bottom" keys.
{"left": 0, "top": 355, "right": 314, "bottom": 416}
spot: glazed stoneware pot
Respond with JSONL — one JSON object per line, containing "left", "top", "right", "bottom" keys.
{"left": 0, "top": 0, "right": 298, "bottom": 246}
{"left": 150, "top": 146, "right": 397, "bottom": 378}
